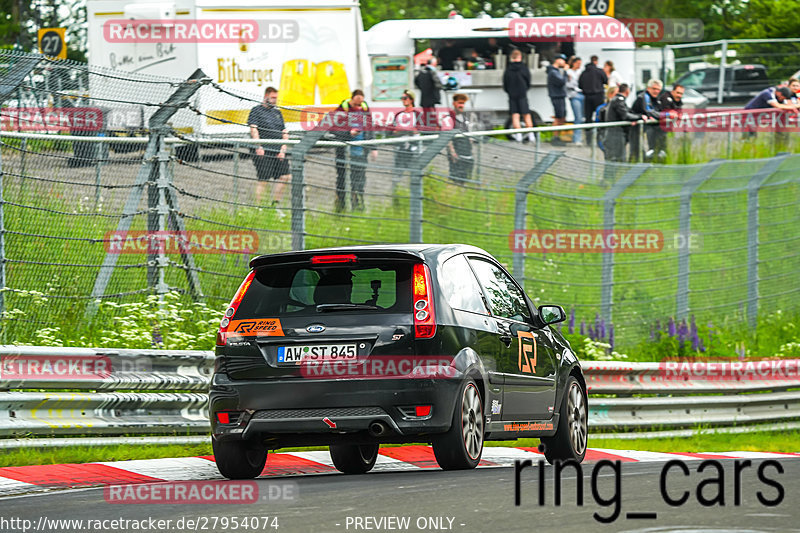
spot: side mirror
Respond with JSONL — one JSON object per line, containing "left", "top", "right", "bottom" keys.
{"left": 538, "top": 304, "right": 566, "bottom": 325}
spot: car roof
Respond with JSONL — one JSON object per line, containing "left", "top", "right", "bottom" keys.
{"left": 249, "top": 243, "right": 492, "bottom": 269}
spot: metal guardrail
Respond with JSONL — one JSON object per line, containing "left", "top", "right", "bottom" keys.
{"left": 0, "top": 347, "right": 798, "bottom": 443}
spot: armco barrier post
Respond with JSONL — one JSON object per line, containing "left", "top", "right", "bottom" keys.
{"left": 746, "top": 154, "right": 788, "bottom": 326}
{"left": 600, "top": 165, "right": 649, "bottom": 323}
{"left": 511, "top": 152, "right": 562, "bottom": 281}
{"left": 407, "top": 130, "right": 456, "bottom": 243}
{"left": 675, "top": 161, "right": 721, "bottom": 321}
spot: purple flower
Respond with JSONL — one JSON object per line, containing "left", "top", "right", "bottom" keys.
{"left": 599, "top": 318, "right": 606, "bottom": 340}
{"left": 580, "top": 320, "right": 585, "bottom": 336}
{"left": 668, "top": 317, "right": 676, "bottom": 337}
{"left": 568, "top": 309, "right": 575, "bottom": 334}
{"left": 690, "top": 315, "right": 700, "bottom": 351}
{"left": 595, "top": 314, "right": 600, "bottom": 337}
{"left": 588, "top": 326, "right": 595, "bottom": 340}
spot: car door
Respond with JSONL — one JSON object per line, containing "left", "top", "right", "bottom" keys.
{"left": 467, "top": 256, "right": 557, "bottom": 420}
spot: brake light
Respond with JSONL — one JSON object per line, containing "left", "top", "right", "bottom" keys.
{"left": 217, "top": 412, "right": 230, "bottom": 424}
{"left": 217, "top": 270, "right": 256, "bottom": 346}
{"left": 412, "top": 263, "right": 436, "bottom": 339}
{"left": 311, "top": 254, "right": 358, "bottom": 264}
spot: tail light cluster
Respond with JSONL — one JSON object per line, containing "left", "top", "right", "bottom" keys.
{"left": 412, "top": 263, "right": 436, "bottom": 339}
{"left": 216, "top": 270, "right": 255, "bottom": 346}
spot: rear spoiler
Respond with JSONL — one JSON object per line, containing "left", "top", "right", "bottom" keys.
{"left": 249, "top": 249, "right": 427, "bottom": 269}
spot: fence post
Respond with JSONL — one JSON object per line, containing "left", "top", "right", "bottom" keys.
{"left": 512, "top": 152, "right": 563, "bottom": 281}
{"left": 600, "top": 164, "right": 649, "bottom": 323}
{"left": 407, "top": 130, "right": 457, "bottom": 243}
{"left": 716, "top": 40, "right": 728, "bottom": 105}
{"left": 88, "top": 69, "right": 210, "bottom": 314}
{"left": 746, "top": 154, "right": 788, "bottom": 326}
{"left": 675, "top": 161, "right": 722, "bottom": 321}
{"left": 289, "top": 129, "right": 326, "bottom": 251}
{"left": 0, "top": 52, "right": 43, "bottom": 318}
{"left": 232, "top": 141, "right": 240, "bottom": 210}
{"left": 147, "top": 131, "right": 171, "bottom": 302}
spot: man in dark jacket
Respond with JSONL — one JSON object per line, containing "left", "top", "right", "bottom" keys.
{"left": 604, "top": 84, "right": 650, "bottom": 164}
{"left": 415, "top": 58, "right": 444, "bottom": 130}
{"left": 578, "top": 55, "right": 608, "bottom": 144}
{"left": 630, "top": 79, "right": 663, "bottom": 161}
{"left": 502, "top": 49, "right": 534, "bottom": 142}
{"left": 547, "top": 54, "right": 568, "bottom": 144}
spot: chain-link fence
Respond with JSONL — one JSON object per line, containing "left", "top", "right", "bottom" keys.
{"left": 1, "top": 51, "right": 799, "bottom": 348}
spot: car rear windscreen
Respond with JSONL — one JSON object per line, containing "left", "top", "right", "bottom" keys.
{"left": 234, "top": 263, "right": 413, "bottom": 318}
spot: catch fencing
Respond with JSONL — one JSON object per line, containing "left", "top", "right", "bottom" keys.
{"left": 1, "top": 51, "right": 800, "bottom": 349}
{"left": 0, "top": 346, "right": 798, "bottom": 446}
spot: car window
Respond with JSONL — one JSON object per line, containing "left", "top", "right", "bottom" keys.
{"left": 467, "top": 258, "right": 530, "bottom": 322}
{"left": 439, "top": 255, "right": 489, "bottom": 315}
{"left": 236, "top": 264, "right": 409, "bottom": 318}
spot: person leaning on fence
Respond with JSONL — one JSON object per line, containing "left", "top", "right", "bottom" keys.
{"left": 391, "top": 90, "right": 424, "bottom": 199}
{"left": 248, "top": 86, "right": 290, "bottom": 207}
{"left": 604, "top": 83, "right": 650, "bottom": 165}
{"left": 332, "top": 89, "right": 378, "bottom": 212}
{"left": 656, "top": 83, "right": 684, "bottom": 158}
{"left": 447, "top": 93, "right": 474, "bottom": 185}
{"left": 630, "top": 79, "right": 664, "bottom": 162}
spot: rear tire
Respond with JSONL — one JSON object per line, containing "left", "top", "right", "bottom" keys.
{"left": 212, "top": 437, "right": 268, "bottom": 479}
{"left": 329, "top": 444, "right": 379, "bottom": 474}
{"left": 541, "top": 376, "right": 588, "bottom": 464}
{"left": 433, "top": 379, "right": 483, "bottom": 470}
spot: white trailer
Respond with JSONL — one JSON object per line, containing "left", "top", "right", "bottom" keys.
{"left": 86, "top": 0, "right": 371, "bottom": 135}
{"left": 365, "top": 16, "right": 637, "bottom": 126}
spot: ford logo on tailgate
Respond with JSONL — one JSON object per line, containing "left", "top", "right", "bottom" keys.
{"left": 306, "top": 324, "right": 326, "bottom": 333}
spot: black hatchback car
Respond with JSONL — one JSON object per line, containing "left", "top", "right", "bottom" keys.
{"left": 210, "top": 244, "right": 587, "bottom": 478}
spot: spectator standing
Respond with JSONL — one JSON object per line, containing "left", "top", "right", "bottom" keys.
{"left": 332, "top": 90, "right": 378, "bottom": 212}
{"left": 566, "top": 56, "right": 584, "bottom": 146}
{"left": 604, "top": 60, "right": 624, "bottom": 88}
{"left": 578, "top": 55, "right": 608, "bottom": 145}
{"left": 391, "top": 90, "right": 423, "bottom": 200}
{"left": 502, "top": 49, "right": 535, "bottom": 142}
{"left": 630, "top": 79, "right": 663, "bottom": 161}
{"left": 547, "top": 54, "right": 569, "bottom": 145}
{"left": 415, "top": 58, "right": 444, "bottom": 130}
{"left": 248, "top": 86, "right": 290, "bottom": 207}
{"left": 447, "top": 93, "right": 474, "bottom": 184}
{"left": 594, "top": 85, "right": 619, "bottom": 154}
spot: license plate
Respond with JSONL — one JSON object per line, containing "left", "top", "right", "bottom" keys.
{"left": 277, "top": 344, "right": 357, "bottom": 365}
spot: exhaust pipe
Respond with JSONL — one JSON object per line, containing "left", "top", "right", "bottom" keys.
{"left": 368, "top": 421, "right": 387, "bottom": 437}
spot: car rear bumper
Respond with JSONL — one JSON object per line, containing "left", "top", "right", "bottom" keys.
{"left": 209, "top": 372, "right": 464, "bottom": 445}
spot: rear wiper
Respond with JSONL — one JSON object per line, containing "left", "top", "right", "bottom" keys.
{"left": 316, "top": 303, "right": 379, "bottom": 312}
